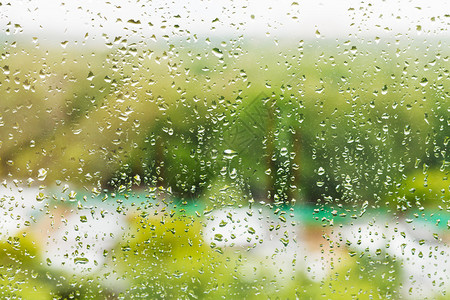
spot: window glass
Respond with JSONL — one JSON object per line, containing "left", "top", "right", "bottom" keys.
{"left": 0, "top": 0, "right": 448, "bottom": 298}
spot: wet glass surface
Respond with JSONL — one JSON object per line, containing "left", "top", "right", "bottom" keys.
{"left": 0, "top": 0, "right": 448, "bottom": 298}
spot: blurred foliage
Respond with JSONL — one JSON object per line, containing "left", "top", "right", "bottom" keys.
{"left": 0, "top": 232, "right": 50, "bottom": 299}
{"left": 387, "top": 168, "right": 448, "bottom": 211}
{"left": 0, "top": 38, "right": 448, "bottom": 298}
{"left": 0, "top": 40, "right": 447, "bottom": 208}
{"left": 103, "top": 214, "right": 402, "bottom": 299}
{"left": 0, "top": 231, "right": 111, "bottom": 299}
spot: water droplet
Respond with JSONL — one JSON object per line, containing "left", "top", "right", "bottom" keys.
{"left": 36, "top": 192, "right": 45, "bottom": 202}
{"left": 229, "top": 168, "right": 237, "bottom": 179}
{"left": 134, "top": 174, "right": 141, "bottom": 185}
{"left": 280, "top": 238, "right": 289, "bottom": 246}
{"left": 420, "top": 77, "right": 428, "bottom": 86}
{"left": 68, "top": 190, "right": 77, "bottom": 201}
{"left": 220, "top": 167, "right": 227, "bottom": 176}
{"left": 2, "top": 65, "right": 10, "bottom": 75}
{"left": 315, "top": 29, "right": 321, "bottom": 38}
{"left": 317, "top": 167, "right": 325, "bottom": 176}
{"left": 127, "top": 19, "right": 141, "bottom": 24}
{"left": 404, "top": 125, "right": 411, "bottom": 135}
{"left": 87, "top": 71, "right": 94, "bottom": 81}
{"left": 37, "top": 168, "right": 48, "bottom": 181}
{"left": 212, "top": 48, "right": 223, "bottom": 58}
{"left": 223, "top": 149, "right": 238, "bottom": 160}
{"left": 74, "top": 257, "right": 89, "bottom": 265}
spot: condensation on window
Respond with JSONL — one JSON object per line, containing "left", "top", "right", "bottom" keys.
{"left": 0, "top": 0, "right": 448, "bottom": 299}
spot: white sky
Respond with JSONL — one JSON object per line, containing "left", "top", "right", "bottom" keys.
{"left": 1, "top": 0, "right": 449, "bottom": 43}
